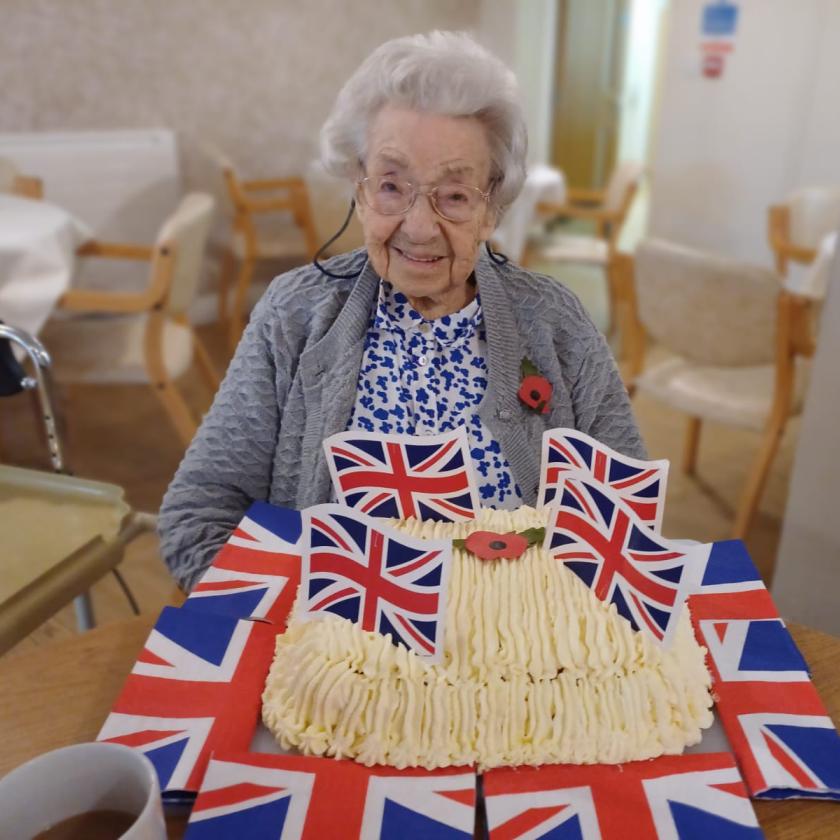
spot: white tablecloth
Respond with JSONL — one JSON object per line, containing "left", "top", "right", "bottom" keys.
{"left": 492, "top": 164, "right": 567, "bottom": 264}
{"left": 0, "top": 194, "right": 91, "bottom": 335}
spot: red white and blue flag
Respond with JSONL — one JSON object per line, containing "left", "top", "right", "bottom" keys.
{"left": 698, "top": 618, "right": 810, "bottom": 683}
{"left": 484, "top": 753, "right": 761, "bottom": 839}
{"left": 689, "top": 567, "right": 840, "bottom": 801}
{"left": 299, "top": 504, "right": 451, "bottom": 662}
{"left": 183, "top": 501, "right": 302, "bottom": 627}
{"left": 544, "top": 476, "right": 706, "bottom": 647}
{"left": 323, "top": 427, "right": 480, "bottom": 521}
{"left": 97, "top": 607, "right": 275, "bottom": 793}
{"left": 538, "top": 428, "right": 669, "bottom": 531}
{"left": 184, "top": 752, "right": 476, "bottom": 839}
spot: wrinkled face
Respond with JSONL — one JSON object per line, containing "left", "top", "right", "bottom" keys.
{"left": 356, "top": 105, "right": 497, "bottom": 319}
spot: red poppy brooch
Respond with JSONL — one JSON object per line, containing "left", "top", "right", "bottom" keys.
{"left": 454, "top": 528, "right": 545, "bottom": 562}
{"left": 518, "top": 357, "right": 552, "bottom": 414}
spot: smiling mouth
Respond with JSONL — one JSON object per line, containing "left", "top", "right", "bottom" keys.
{"left": 393, "top": 246, "right": 445, "bottom": 264}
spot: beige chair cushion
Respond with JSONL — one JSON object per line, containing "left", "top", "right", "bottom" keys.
{"left": 536, "top": 234, "right": 608, "bottom": 265}
{"left": 635, "top": 239, "right": 780, "bottom": 366}
{"left": 158, "top": 193, "right": 215, "bottom": 316}
{"left": 636, "top": 355, "right": 810, "bottom": 431}
{"left": 788, "top": 187, "right": 840, "bottom": 250}
{"left": 42, "top": 314, "right": 194, "bottom": 385}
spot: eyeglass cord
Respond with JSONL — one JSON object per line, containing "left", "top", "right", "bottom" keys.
{"left": 313, "top": 199, "right": 509, "bottom": 281}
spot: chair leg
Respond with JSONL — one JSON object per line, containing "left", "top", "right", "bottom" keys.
{"left": 228, "top": 258, "right": 256, "bottom": 350}
{"left": 682, "top": 416, "right": 702, "bottom": 475}
{"left": 217, "top": 248, "right": 236, "bottom": 323}
{"left": 152, "top": 380, "right": 199, "bottom": 447}
{"left": 191, "top": 328, "right": 220, "bottom": 393}
{"left": 732, "top": 416, "right": 787, "bottom": 540}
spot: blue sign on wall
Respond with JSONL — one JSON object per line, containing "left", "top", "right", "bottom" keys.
{"left": 702, "top": 3, "right": 739, "bottom": 37}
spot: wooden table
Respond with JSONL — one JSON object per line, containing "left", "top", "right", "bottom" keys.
{"left": 1, "top": 616, "right": 839, "bottom": 838}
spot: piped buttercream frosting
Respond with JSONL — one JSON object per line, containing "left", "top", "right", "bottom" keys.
{"left": 261, "top": 506, "right": 713, "bottom": 768}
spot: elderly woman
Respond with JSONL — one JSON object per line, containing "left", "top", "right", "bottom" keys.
{"left": 160, "top": 31, "right": 644, "bottom": 590}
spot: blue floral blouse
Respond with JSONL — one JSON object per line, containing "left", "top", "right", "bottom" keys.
{"left": 346, "top": 280, "right": 522, "bottom": 508}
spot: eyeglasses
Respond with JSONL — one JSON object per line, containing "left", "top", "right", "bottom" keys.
{"left": 356, "top": 176, "right": 491, "bottom": 223}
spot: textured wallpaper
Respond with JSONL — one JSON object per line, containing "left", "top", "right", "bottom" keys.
{"left": 1, "top": 0, "right": 483, "bottom": 264}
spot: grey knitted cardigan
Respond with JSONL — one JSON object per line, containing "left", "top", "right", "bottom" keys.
{"left": 159, "top": 248, "right": 645, "bottom": 590}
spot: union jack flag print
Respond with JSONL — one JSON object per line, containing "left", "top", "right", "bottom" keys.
{"left": 97, "top": 607, "right": 275, "bottom": 792}
{"left": 324, "top": 427, "right": 479, "bottom": 521}
{"left": 697, "top": 618, "right": 810, "bottom": 683}
{"left": 484, "top": 753, "right": 762, "bottom": 839}
{"left": 183, "top": 501, "right": 302, "bottom": 627}
{"left": 299, "top": 504, "right": 451, "bottom": 662}
{"left": 184, "top": 751, "right": 476, "bottom": 839}
{"left": 538, "top": 427, "right": 669, "bottom": 531}
{"left": 544, "top": 476, "right": 706, "bottom": 647}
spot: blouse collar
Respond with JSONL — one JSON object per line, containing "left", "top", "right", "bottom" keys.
{"left": 372, "top": 279, "right": 483, "bottom": 346}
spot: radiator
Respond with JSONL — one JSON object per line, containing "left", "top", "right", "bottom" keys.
{"left": 0, "top": 128, "right": 182, "bottom": 292}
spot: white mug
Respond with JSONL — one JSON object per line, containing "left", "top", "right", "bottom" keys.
{"left": 0, "top": 742, "right": 166, "bottom": 840}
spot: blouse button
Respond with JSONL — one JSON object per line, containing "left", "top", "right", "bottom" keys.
{"left": 419, "top": 323, "right": 431, "bottom": 334}
{"left": 417, "top": 355, "right": 428, "bottom": 366}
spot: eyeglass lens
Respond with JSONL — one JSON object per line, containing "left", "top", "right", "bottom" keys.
{"left": 360, "top": 177, "right": 483, "bottom": 222}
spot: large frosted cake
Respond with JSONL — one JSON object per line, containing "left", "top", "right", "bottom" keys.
{"left": 261, "top": 506, "right": 714, "bottom": 769}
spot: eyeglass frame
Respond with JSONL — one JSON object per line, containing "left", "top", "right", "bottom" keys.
{"left": 355, "top": 175, "right": 494, "bottom": 223}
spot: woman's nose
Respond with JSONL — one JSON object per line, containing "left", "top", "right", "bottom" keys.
{"left": 400, "top": 192, "right": 440, "bottom": 241}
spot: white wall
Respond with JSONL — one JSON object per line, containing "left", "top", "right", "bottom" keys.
{"left": 771, "top": 249, "right": 840, "bottom": 634}
{"left": 649, "top": 0, "right": 840, "bottom": 263}
{"left": 476, "top": 0, "right": 558, "bottom": 165}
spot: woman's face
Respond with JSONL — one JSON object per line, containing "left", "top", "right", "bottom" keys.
{"left": 356, "top": 105, "right": 497, "bottom": 320}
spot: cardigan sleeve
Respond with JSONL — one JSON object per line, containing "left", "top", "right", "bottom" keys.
{"left": 567, "top": 307, "right": 647, "bottom": 460}
{"left": 157, "top": 289, "right": 291, "bottom": 592}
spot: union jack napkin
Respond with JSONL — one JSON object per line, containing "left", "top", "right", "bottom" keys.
{"left": 183, "top": 752, "right": 476, "bottom": 839}
{"left": 690, "top": 543, "right": 840, "bottom": 801}
{"left": 298, "top": 504, "right": 451, "bottom": 662}
{"left": 544, "top": 475, "right": 707, "bottom": 647}
{"left": 538, "top": 427, "right": 669, "bottom": 531}
{"left": 183, "top": 501, "right": 302, "bottom": 628}
{"left": 323, "top": 427, "right": 480, "bottom": 521}
{"left": 483, "top": 753, "right": 762, "bottom": 839}
{"left": 97, "top": 607, "right": 275, "bottom": 795}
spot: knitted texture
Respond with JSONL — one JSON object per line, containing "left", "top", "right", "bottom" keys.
{"left": 159, "top": 248, "right": 645, "bottom": 590}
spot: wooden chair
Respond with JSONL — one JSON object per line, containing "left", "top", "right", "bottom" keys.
{"left": 212, "top": 152, "right": 319, "bottom": 348}
{"left": 768, "top": 187, "right": 840, "bottom": 276}
{"left": 0, "top": 156, "right": 44, "bottom": 199}
{"left": 524, "top": 161, "right": 643, "bottom": 265}
{"left": 40, "top": 193, "right": 219, "bottom": 448}
{"left": 621, "top": 239, "right": 818, "bottom": 540}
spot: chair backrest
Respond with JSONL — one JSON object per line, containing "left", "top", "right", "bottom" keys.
{"left": 0, "top": 157, "right": 18, "bottom": 192}
{"left": 604, "top": 161, "right": 644, "bottom": 216}
{"left": 787, "top": 187, "right": 840, "bottom": 249}
{"left": 155, "top": 192, "right": 215, "bottom": 316}
{"left": 634, "top": 239, "right": 779, "bottom": 367}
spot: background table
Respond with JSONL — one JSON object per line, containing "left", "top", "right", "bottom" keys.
{"left": 0, "top": 193, "right": 90, "bottom": 335}
{"left": 1, "top": 616, "right": 838, "bottom": 838}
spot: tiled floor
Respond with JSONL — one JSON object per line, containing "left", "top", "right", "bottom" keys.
{"left": 1, "top": 318, "right": 796, "bottom": 658}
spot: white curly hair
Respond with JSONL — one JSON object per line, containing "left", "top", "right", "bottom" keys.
{"left": 320, "top": 31, "right": 528, "bottom": 213}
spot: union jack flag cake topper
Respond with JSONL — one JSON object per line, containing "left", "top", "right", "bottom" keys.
{"left": 539, "top": 427, "right": 669, "bottom": 531}
{"left": 323, "top": 427, "right": 480, "bottom": 521}
{"left": 298, "top": 504, "right": 451, "bottom": 662}
{"left": 183, "top": 501, "right": 302, "bottom": 627}
{"left": 185, "top": 751, "right": 476, "bottom": 839}
{"left": 544, "top": 475, "right": 707, "bottom": 647}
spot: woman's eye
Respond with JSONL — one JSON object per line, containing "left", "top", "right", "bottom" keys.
{"left": 378, "top": 180, "right": 401, "bottom": 194}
